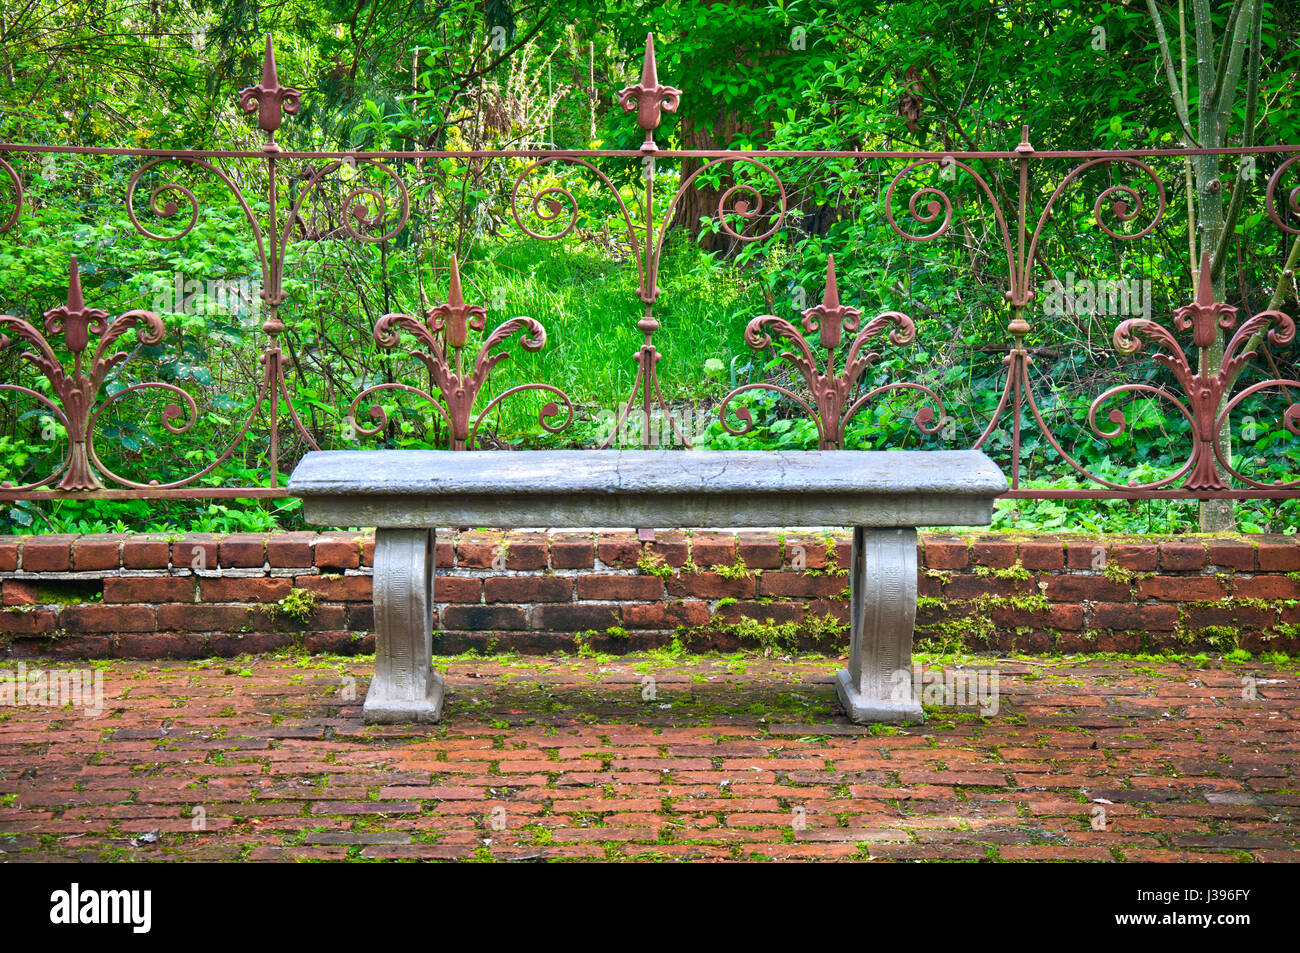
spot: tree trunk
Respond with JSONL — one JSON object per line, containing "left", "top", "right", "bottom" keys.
{"left": 1197, "top": 156, "right": 1235, "bottom": 530}
{"left": 1148, "top": 0, "right": 1262, "bottom": 531}
{"left": 673, "top": 111, "right": 758, "bottom": 254}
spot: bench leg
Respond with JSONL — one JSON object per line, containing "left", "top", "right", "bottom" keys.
{"left": 364, "top": 528, "right": 445, "bottom": 724}
{"left": 835, "top": 527, "right": 923, "bottom": 724}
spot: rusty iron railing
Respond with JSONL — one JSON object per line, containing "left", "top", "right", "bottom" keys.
{"left": 0, "top": 34, "right": 1297, "bottom": 503}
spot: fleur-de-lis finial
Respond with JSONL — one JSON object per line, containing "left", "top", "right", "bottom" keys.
{"left": 43, "top": 257, "right": 108, "bottom": 355}
{"left": 365, "top": 254, "right": 566, "bottom": 450}
{"left": 1112, "top": 251, "right": 1296, "bottom": 491}
{"left": 800, "top": 255, "right": 860, "bottom": 349}
{"left": 618, "top": 33, "right": 681, "bottom": 153}
{"left": 427, "top": 254, "right": 487, "bottom": 349}
{"left": 717, "top": 255, "right": 932, "bottom": 450}
{"left": 0, "top": 256, "right": 168, "bottom": 491}
{"left": 1174, "top": 251, "right": 1237, "bottom": 349}
{"left": 238, "top": 34, "right": 302, "bottom": 149}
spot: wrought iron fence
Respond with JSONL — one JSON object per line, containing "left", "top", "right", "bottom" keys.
{"left": 0, "top": 34, "right": 1297, "bottom": 504}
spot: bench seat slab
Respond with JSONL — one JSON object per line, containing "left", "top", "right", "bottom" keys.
{"left": 290, "top": 449, "right": 1007, "bottom": 528}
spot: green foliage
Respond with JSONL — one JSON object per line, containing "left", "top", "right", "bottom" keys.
{"left": 636, "top": 552, "right": 674, "bottom": 579}
{"left": 272, "top": 587, "right": 320, "bottom": 625}
{"left": 714, "top": 558, "right": 755, "bottom": 581}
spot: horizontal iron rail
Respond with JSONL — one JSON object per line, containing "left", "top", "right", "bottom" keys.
{"left": 4, "top": 143, "right": 1300, "bottom": 160}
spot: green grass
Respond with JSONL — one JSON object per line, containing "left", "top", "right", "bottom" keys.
{"left": 431, "top": 233, "right": 767, "bottom": 446}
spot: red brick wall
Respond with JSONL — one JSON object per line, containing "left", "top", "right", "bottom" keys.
{"left": 1, "top": 531, "right": 1297, "bottom": 659}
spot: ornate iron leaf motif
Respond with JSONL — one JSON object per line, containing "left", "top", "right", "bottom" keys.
{"left": 350, "top": 254, "right": 573, "bottom": 450}
{"left": 719, "top": 256, "right": 946, "bottom": 450}
{"left": 237, "top": 34, "right": 302, "bottom": 151}
{"left": 1103, "top": 252, "right": 1299, "bottom": 492}
{"left": 114, "top": 35, "right": 413, "bottom": 491}
{"left": 511, "top": 32, "right": 787, "bottom": 448}
{"left": 0, "top": 258, "right": 182, "bottom": 491}
{"left": 617, "top": 34, "right": 681, "bottom": 154}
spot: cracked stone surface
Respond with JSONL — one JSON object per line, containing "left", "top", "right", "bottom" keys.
{"left": 288, "top": 449, "right": 1008, "bottom": 528}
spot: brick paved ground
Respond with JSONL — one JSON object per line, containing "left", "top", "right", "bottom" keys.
{"left": 1, "top": 651, "right": 1297, "bottom": 862}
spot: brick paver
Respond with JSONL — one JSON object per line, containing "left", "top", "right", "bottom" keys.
{"left": 0, "top": 652, "right": 1296, "bottom": 861}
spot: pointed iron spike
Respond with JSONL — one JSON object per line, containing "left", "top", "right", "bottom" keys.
{"left": 1196, "top": 249, "right": 1214, "bottom": 306}
{"left": 640, "top": 34, "right": 658, "bottom": 89}
{"left": 261, "top": 33, "right": 279, "bottom": 89}
{"left": 66, "top": 256, "right": 85, "bottom": 312}
{"left": 1015, "top": 124, "right": 1034, "bottom": 154}
{"left": 823, "top": 255, "right": 840, "bottom": 311}
{"left": 447, "top": 253, "right": 464, "bottom": 307}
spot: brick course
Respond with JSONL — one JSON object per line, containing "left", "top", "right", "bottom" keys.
{"left": 1, "top": 531, "right": 1297, "bottom": 659}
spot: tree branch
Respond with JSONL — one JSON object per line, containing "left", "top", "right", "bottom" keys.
{"left": 1212, "top": 0, "right": 1263, "bottom": 276}
{"left": 1144, "top": 0, "right": 1197, "bottom": 142}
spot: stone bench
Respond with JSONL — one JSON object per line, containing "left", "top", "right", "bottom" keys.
{"left": 288, "top": 449, "right": 1007, "bottom": 725}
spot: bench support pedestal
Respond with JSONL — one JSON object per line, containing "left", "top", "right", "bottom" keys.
{"left": 364, "top": 528, "right": 444, "bottom": 724}
{"left": 835, "top": 527, "right": 923, "bottom": 724}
